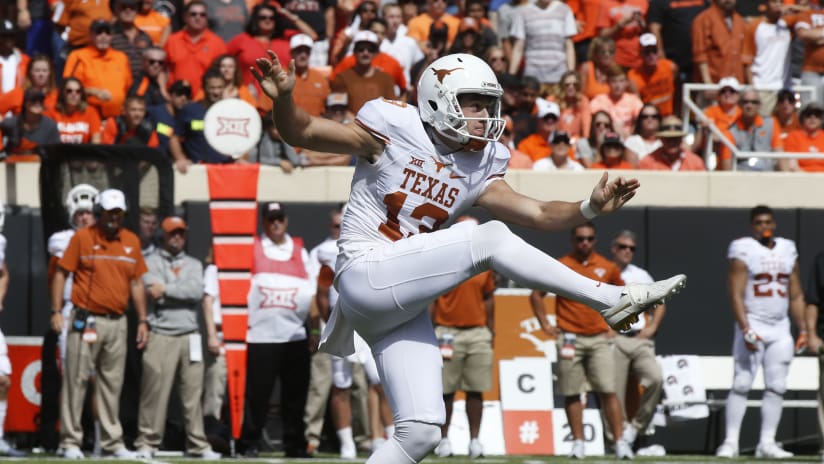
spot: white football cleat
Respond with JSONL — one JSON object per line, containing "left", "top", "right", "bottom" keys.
{"left": 434, "top": 437, "right": 452, "bottom": 458}
{"left": 755, "top": 441, "right": 793, "bottom": 459}
{"left": 569, "top": 439, "right": 584, "bottom": 459}
{"left": 603, "top": 274, "right": 687, "bottom": 331}
{"left": 715, "top": 441, "right": 738, "bottom": 458}
{"left": 468, "top": 438, "right": 484, "bottom": 459}
{"left": 62, "top": 447, "right": 84, "bottom": 460}
{"left": 615, "top": 439, "right": 635, "bottom": 460}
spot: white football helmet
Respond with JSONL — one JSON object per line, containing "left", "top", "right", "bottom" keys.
{"left": 417, "top": 53, "right": 505, "bottom": 148}
{"left": 65, "top": 184, "right": 99, "bottom": 228}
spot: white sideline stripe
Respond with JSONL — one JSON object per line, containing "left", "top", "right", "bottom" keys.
{"left": 213, "top": 236, "right": 255, "bottom": 244}
{"left": 218, "top": 271, "right": 252, "bottom": 279}
{"left": 209, "top": 201, "right": 257, "bottom": 209}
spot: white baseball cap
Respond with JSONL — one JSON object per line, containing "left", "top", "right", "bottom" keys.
{"left": 536, "top": 99, "right": 560, "bottom": 120}
{"left": 352, "top": 30, "right": 379, "bottom": 46}
{"left": 640, "top": 33, "right": 657, "bottom": 47}
{"left": 290, "top": 33, "right": 314, "bottom": 50}
{"left": 718, "top": 76, "right": 741, "bottom": 92}
{"left": 98, "top": 189, "right": 127, "bottom": 211}
{"left": 326, "top": 92, "right": 348, "bottom": 107}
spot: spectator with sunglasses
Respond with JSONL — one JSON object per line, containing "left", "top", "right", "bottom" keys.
{"left": 64, "top": 19, "right": 133, "bottom": 119}
{"left": 111, "top": 0, "right": 153, "bottom": 81}
{"left": 46, "top": 78, "right": 102, "bottom": 144}
{"left": 330, "top": 31, "right": 395, "bottom": 114}
{"left": 129, "top": 47, "right": 169, "bottom": 107}
{"left": 227, "top": 2, "right": 317, "bottom": 109}
{"left": 552, "top": 70, "right": 591, "bottom": 142}
{"left": 624, "top": 103, "right": 662, "bottom": 162}
{"left": 164, "top": 1, "right": 226, "bottom": 97}
{"left": 331, "top": 0, "right": 379, "bottom": 65}
{"left": 529, "top": 222, "right": 633, "bottom": 460}
{"left": 609, "top": 230, "right": 665, "bottom": 455}
{"left": 773, "top": 89, "right": 800, "bottom": 141}
{"left": 640, "top": 115, "right": 706, "bottom": 171}
{"left": 717, "top": 87, "right": 782, "bottom": 171}
{"left": 780, "top": 103, "right": 824, "bottom": 172}
{"left": 628, "top": 33, "right": 677, "bottom": 117}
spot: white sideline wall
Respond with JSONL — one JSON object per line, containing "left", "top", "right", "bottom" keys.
{"left": 3, "top": 164, "right": 824, "bottom": 208}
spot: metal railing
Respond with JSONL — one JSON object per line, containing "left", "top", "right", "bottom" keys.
{"left": 681, "top": 83, "right": 819, "bottom": 171}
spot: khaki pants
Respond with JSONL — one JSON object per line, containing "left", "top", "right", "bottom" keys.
{"left": 134, "top": 332, "right": 209, "bottom": 454}
{"left": 59, "top": 313, "right": 127, "bottom": 452}
{"left": 202, "top": 349, "right": 226, "bottom": 420}
{"left": 557, "top": 333, "right": 616, "bottom": 396}
{"left": 304, "top": 350, "right": 332, "bottom": 448}
{"left": 613, "top": 335, "right": 663, "bottom": 432}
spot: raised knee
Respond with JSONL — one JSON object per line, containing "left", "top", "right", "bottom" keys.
{"left": 394, "top": 421, "right": 442, "bottom": 457}
{"left": 477, "top": 220, "right": 510, "bottom": 240}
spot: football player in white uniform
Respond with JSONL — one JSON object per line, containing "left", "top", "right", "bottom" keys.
{"left": 47, "top": 184, "right": 99, "bottom": 360}
{"left": 716, "top": 205, "right": 806, "bottom": 459}
{"left": 0, "top": 204, "right": 23, "bottom": 457}
{"left": 253, "top": 51, "right": 687, "bottom": 463}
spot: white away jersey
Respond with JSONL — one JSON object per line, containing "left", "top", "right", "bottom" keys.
{"left": 310, "top": 237, "right": 340, "bottom": 307}
{"left": 337, "top": 98, "right": 510, "bottom": 271}
{"left": 728, "top": 236, "right": 797, "bottom": 324}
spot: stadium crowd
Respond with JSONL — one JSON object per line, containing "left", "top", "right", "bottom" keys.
{"left": 0, "top": 0, "right": 818, "bottom": 170}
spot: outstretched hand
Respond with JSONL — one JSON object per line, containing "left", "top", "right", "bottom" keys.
{"left": 251, "top": 50, "right": 296, "bottom": 101}
{"left": 589, "top": 172, "right": 640, "bottom": 215}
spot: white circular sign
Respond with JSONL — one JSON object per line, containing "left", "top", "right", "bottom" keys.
{"left": 204, "top": 98, "right": 263, "bottom": 159}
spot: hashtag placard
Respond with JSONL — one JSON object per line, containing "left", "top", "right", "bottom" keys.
{"left": 501, "top": 410, "right": 554, "bottom": 455}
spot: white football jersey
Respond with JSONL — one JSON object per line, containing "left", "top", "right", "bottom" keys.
{"left": 337, "top": 98, "right": 510, "bottom": 272}
{"left": 48, "top": 229, "right": 76, "bottom": 304}
{"left": 728, "top": 236, "right": 797, "bottom": 324}
{"left": 310, "top": 237, "right": 340, "bottom": 307}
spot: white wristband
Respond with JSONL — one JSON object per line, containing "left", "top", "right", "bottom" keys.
{"left": 579, "top": 200, "right": 599, "bottom": 220}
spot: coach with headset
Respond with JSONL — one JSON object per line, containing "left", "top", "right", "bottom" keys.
{"left": 50, "top": 188, "right": 149, "bottom": 459}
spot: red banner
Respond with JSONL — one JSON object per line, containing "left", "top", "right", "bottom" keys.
{"left": 7, "top": 337, "right": 45, "bottom": 432}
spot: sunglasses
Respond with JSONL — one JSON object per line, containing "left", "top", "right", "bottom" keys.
{"left": 93, "top": 28, "right": 112, "bottom": 35}
{"left": 266, "top": 215, "right": 286, "bottom": 222}
{"left": 741, "top": 99, "right": 760, "bottom": 105}
{"left": 489, "top": 57, "right": 506, "bottom": 62}
{"left": 189, "top": 11, "right": 207, "bottom": 17}
{"left": 594, "top": 121, "right": 610, "bottom": 128}
{"left": 120, "top": 3, "right": 137, "bottom": 10}
{"left": 167, "top": 229, "right": 186, "bottom": 236}
{"left": 720, "top": 88, "right": 737, "bottom": 95}
{"left": 64, "top": 88, "right": 82, "bottom": 94}
{"left": 615, "top": 243, "right": 636, "bottom": 251}
{"left": 660, "top": 124, "right": 681, "bottom": 132}
{"left": 640, "top": 113, "right": 659, "bottom": 119}
{"left": 146, "top": 59, "right": 164, "bottom": 65}
{"left": 257, "top": 14, "right": 275, "bottom": 20}
{"left": 354, "top": 44, "right": 378, "bottom": 53}
{"left": 361, "top": 8, "right": 376, "bottom": 13}
{"left": 575, "top": 236, "right": 595, "bottom": 243}
{"left": 778, "top": 96, "right": 796, "bottom": 103}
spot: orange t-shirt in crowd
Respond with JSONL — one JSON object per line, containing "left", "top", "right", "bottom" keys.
{"left": 639, "top": 147, "right": 707, "bottom": 170}
{"left": 517, "top": 132, "right": 578, "bottom": 162}
{"left": 101, "top": 117, "right": 160, "bottom": 147}
{"left": 292, "top": 68, "right": 331, "bottom": 117}
{"left": 164, "top": 29, "right": 227, "bottom": 96}
{"left": 406, "top": 13, "right": 461, "bottom": 46}
{"left": 784, "top": 128, "right": 824, "bottom": 171}
{"left": 0, "top": 87, "right": 58, "bottom": 115}
{"left": 704, "top": 104, "right": 742, "bottom": 131}
{"left": 64, "top": 46, "right": 133, "bottom": 118}
{"left": 552, "top": 95, "right": 591, "bottom": 139}
{"left": 596, "top": 0, "right": 648, "bottom": 69}
{"left": 58, "top": 225, "right": 147, "bottom": 315}
{"left": 330, "top": 52, "right": 408, "bottom": 93}
{"left": 628, "top": 58, "right": 677, "bottom": 116}
{"left": 786, "top": 11, "right": 824, "bottom": 74}
{"left": 581, "top": 62, "right": 611, "bottom": 100}
{"left": 555, "top": 252, "right": 623, "bottom": 335}
{"left": 432, "top": 270, "right": 495, "bottom": 328}
{"left": 135, "top": 10, "right": 171, "bottom": 45}
{"left": 57, "top": 0, "right": 112, "bottom": 47}
{"left": 568, "top": 0, "right": 602, "bottom": 43}
{"left": 508, "top": 148, "right": 534, "bottom": 169}
{"left": 45, "top": 106, "right": 102, "bottom": 143}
